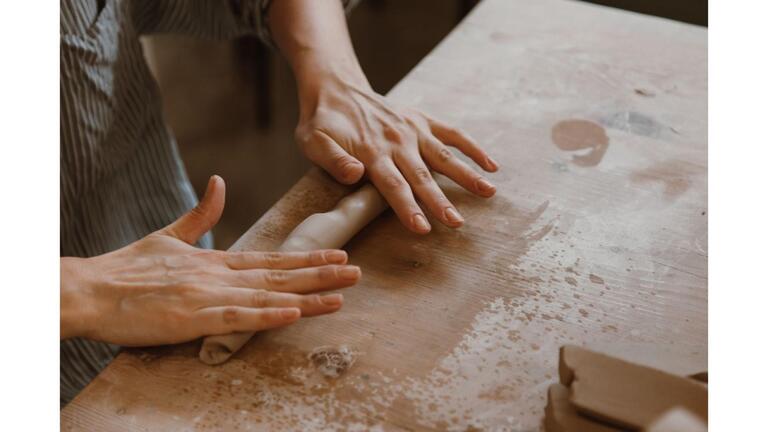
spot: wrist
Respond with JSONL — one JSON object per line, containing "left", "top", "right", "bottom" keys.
{"left": 292, "top": 51, "right": 371, "bottom": 114}
{"left": 60, "top": 257, "right": 96, "bottom": 339}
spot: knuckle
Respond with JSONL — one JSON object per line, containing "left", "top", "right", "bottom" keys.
{"left": 308, "top": 295, "right": 323, "bottom": 307}
{"left": 308, "top": 250, "right": 326, "bottom": 265}
{"left": 222, "top": 307, "right": 239, "bottom": 325}
{"left": 436, "top": 147, "right": 453, "bottom": 163}
{"left": 212, "top": 251, "right": 230, "bottom": 266}
{"left": 317, "top": 266, "right": 337, "bottom": 281}
{"left": 264, "top": 270, "right": 289, "bottom": 286}
{"left": 358, "top": 141, "right": 380, "bottom": 159}
{"left": 225, "top": 252, "right": 246, "bottom": 268}
{"left": 294, "top": 124, "right": 313, "bottom": 143}
{"left": 332, "top": 155, "right": 360, "bottom": 180}
{"left": 263, "top": 252, "right": 283, "bottom": 268}
{"left": 251, "top": 289, "right": 270, "bottom": 308}
{"left": 188, "top": 204, "right": 206, "bottom": 219}
{"left": 332, "top": 153, "right": 351, "bottom": 167}
{"left": 381, "top": 173, "right": 405, "bottom": 191}
{"left": 383, "top": 124, "right": 404, "bottom": 144}
{"left": 187, "top": 204, "right": 213, "bottom": 226}
{"left": 412, "top": 167, "right": 432, "bottom": 185}
{"left": 435, "top": 196, "right": 452, "bottom": 208}
{"left": 403, "top": 110, "right": 422, "bottom": 124}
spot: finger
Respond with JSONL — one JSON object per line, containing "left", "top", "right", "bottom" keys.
{"left": 427, "top": 116, "right": 498, "bottom": 172}
{"left": 224, "top": 250, "right": 348, "bottom": 270}
{"left": 161, "top": 175, "right": 225, "bottom": 245}
{"left": 424, "top": 138, "right": 497, "bottom": 198}
{"left": 368, "top": 159, "right": 431, "bottom": 234}
{"left": 394, "top": 151, "right": 464, "bottom": 228}
{"left": 195, "top": 306, "right": 301, "bottom": 335}
{"left": 205, "top": 288, "right": 345, "bottom": 318}
{"left": 301, "top": 130, "right": 365, "bottom": 184}
{"left": 237, "top": 265, "right": 361, "bottom": 294}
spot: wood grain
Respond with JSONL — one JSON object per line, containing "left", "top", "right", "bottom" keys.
{"left": 61, "top": 0, "right": 707, "bottom": 430}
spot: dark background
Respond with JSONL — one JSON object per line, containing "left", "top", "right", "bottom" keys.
{"left": 142, "top": 0, "right": 706, "bottom": 249}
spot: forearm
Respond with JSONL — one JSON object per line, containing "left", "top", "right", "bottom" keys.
{"left": 268, "top": 0, "right": 370, "bottom": 112}
{"left": 60, "top": 257, "right": 94, "bottom": 340}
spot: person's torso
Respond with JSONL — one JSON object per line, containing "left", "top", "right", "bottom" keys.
{"left": 61, "top": 0, "right": 168, "bottom": 197}
{"left": 60, "top": 0, "right": 202, "bottom": 257}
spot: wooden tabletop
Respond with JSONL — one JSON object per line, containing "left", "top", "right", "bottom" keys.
{"left": 61, "top": 0, "right": 707, "bottom": 430}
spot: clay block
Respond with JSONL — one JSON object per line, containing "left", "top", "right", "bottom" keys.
{"left": 559, "top": 345, "right": 707, "bottom": 430}
{"left": 585, "top": 342, "right": 707, "bottom": 378}
{"left": 545, "top": 384, "right": 624, "bottom": 432}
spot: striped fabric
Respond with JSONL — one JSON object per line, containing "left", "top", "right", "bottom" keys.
{"left": 60, "top": 0, "right": 358, "bottom": 408}
{"left": 59, "top": 0, "right": 275, "bottom": 406}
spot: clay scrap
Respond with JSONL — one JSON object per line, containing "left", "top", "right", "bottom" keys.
{"left": 308, "top": 345, "right": 357, "bottom": 378}
{"left": 557, "top": 345, "right": 707, "bottom": 430}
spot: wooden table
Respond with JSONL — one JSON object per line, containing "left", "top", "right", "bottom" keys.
{"left": 61, "top": 0, "right": 707, "bottom": 430}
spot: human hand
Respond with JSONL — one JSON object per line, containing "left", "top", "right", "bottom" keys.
{"left": 294, "top": 71, "right": 499, "bottom": 234}
{"left": 60, "top": 176, "right": 361, "bottom": 346}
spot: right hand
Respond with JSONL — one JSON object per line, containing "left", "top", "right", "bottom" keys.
{"left": 60, "top": 175, "right": 361, "bottom": 347}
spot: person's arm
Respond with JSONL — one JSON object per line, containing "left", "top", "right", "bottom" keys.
{"left": 268, "top": 0, "right": 499, "bottom": 234}
{"left": 60, "top": 176, "right": 360, "bottom": 346}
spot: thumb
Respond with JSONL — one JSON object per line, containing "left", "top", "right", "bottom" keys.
{"left": 162, "top": 175, "right": 225, "bottom": 244}
{"left": 302, "top": 131, "right": 365, "bottom": 184}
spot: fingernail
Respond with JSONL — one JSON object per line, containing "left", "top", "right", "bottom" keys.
{"left": 476, "top": 178, "right": 496, "bottom": 195}
{"left": 486, "top": 157, "right": 499, "bottom": 171}
{"left": 321, "top": 294, "right": 344, "bottom": 306}
{"left": 444, "top": 207, "right": 464, "bottom": 225}
{"left": 206, "top": 175, "right": 219, "bottom": 192}
{"left": 412, "top": 214, "right": 431, "bottom": 233}
{"left": 281, "top": 308, "right": 300, "bottom": 320}
{"left": 325, "top": 250, "right": 347, "bottom": 264}
{"left": 339, "top": 265, "right": 361, "bottom": 280}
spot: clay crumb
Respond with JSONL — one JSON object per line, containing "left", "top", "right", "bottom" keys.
{"left": 308, "top": 345, "right": 357, "bottom": 378}
{"left": 634, "top": 88, "right": 655, "bottom": 97}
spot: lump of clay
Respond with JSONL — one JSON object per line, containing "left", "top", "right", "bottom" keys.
{"left": 308, "top": 345, "right": 357, "bottom": 378}
{"left": 199, "top": 184, "right": 387, "bottom": 365}
{"left": 559, "top": 345, "right": 707, "bottom": 430}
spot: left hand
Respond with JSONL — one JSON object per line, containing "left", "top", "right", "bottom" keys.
{"left": 294, "top": 73, "right": 499, "bottom": 234}
{"left": 60, "top": 176, "right": 361, "bottom": 346}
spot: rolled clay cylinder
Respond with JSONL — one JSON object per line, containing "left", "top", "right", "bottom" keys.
{"left": 199, "top": 184, "right": 388, "bottom": 365}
